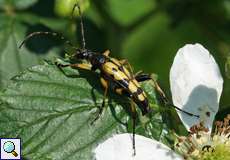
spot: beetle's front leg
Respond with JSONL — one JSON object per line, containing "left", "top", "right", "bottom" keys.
{"left": 55, "top": 62, "right": 92, "bottom": 71}
{"left": 102, "top": 50, "right": 110, "bottom": 56}
{"left": 119, "top": 59, "right": 134, "bottom": 74}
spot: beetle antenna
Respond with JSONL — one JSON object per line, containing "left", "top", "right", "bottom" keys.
{"left": 72, "top": 3, "right": 86, "bottom": 50}
{"left": 19, "top": 31, "right": 78, "bottom": 50}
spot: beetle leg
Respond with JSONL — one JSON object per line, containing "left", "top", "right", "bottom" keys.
{"left": 135, "top": 73, "right": 168, "bottom": 102}
{"left": 152, "top": 79, "right": 199, "bottom": 117}
{"left": 135, "top": 73, "right": 199, "bottom": 118}
{"left": 91, "top": 77, "right": 109, "bottom": 124}
{"left": 119, "top": 59, "right": 129, "bottom": 65}
{"left": 56, "top": 62, "right": 92, "bottom": 70}
{"left": 113, "top": 86, "right": 130, "bottom": 97}
{"left": 130, "top": 100, "right": 137, "bottom": 156}
{"left": 102, "top": 50, "right": 110, "bottom": 56}
{"left": 112, "top": 84, "right": 137, "bottom": 155}
{"left": 100, "top": 77, "right": 109, "bottom": 110}
{"left": 134, "top": 70, "right": 144, "bottom": 77}
{"left": 151, "top": 79, "right": 168, "bottom": 104}
{"left": 135, "top": 73, "right": 151, "bottom": 82}
{"left": 135, "top": 74, "right": 170, "bottom": 106}
{"left": 119, "top": 59, "right": 134, "bottom": 74}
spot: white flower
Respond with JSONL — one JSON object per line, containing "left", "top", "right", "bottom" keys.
{"left": 170, "top": 43, "right": 223, "bottom": 131}
{"left": 93, "top": 44, "right": 225, "bottom": 160}
{"left": 94, "top": 133, "right": 183, "bottom": 160}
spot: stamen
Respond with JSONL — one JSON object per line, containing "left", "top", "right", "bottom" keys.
{"left": 175, "top": 114, "right": 230, "bottom": 160}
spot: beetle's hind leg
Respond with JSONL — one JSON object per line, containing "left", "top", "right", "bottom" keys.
{"left": 135, "top": 73, "right": 168, "bottom": 103}
{"left": 135, "top": 73, "right": 199, "bottom": 118}
{"left": 90, "top": 77, "right": 109, "bottom": 125}
{"left": 134, "top": 73, "right": 168, "bottom": 104}
{"left": 135, "top": 73, "right": 151, "bottom": 82}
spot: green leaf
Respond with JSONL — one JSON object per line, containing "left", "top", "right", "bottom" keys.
{"left": 0, "top": 63, "right": 165, "bottom": 159}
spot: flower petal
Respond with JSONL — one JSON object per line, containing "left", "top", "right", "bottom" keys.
{"left": 170, "top": 43, "right": 223, "bottom": 131}
{"left": 94, "top": 133, "right": 183, "bottom": 160}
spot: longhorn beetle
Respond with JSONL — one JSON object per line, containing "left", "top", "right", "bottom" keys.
{"left": 19, "top": 4, "right": 199, "bottom": 156}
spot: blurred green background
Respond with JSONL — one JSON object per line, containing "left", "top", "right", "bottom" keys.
{"left": 0, "top": 0, "right": 230, "bottom": 119}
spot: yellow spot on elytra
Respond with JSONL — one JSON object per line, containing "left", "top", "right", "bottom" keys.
{"left": 138, "top": 94, "right": 145, "bottom": 101}
{"left": 128, "top": 82, "right": 138, "bottom": 93}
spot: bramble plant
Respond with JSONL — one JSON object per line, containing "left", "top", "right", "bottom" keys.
{"left": 0, "top": 1, "right": 230, "bottom": 160}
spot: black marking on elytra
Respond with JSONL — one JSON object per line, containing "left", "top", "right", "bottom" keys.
{"left": 116, "top": 79, "right": 129, "bottom": 89}
{"left": 118, "top": 65, "right": 124, "bottom": 72}
{"left": 112, "top": 67, "right": 118, "bottom": 72}
{"left": 110, "top": 74, "right": 115, "bottom": 79}
{"left": 136, "top": 88, "right": 143, "bottom": 95}
{"left": 122, "top": 78, "right": 129, "bottom": 87}
{"left": 136, "top": 98, "right": 150, "bottom": 115}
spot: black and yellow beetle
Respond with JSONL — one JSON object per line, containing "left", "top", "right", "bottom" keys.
{"left": 19, "top": 14, "right": 152, "bottom": 157}
{"left": 19, "top": 4, "right": 198, "bottom": 155}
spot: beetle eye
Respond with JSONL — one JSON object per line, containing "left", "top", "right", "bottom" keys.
{"left": 99, "top": 57, "right": 105, "bottom": 63}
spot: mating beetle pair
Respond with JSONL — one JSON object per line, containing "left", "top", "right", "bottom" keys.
{"left": 19, "top": 4, "right": 198, "bottom": 155}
